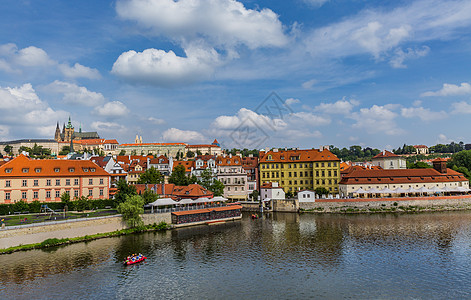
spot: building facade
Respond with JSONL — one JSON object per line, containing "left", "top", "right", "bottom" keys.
{"left": 216, "top": 155, "right": 248, "bottom": 200}
{"left": 116, "top": 143, "right": 187, "bottom": 157}
{"left": 372, "top": 150, "right": 406, "bottom": 169}
{"left": 0, "top": 155, "right": 110, "bottom": 204}
{"left": 259, "top": 148, "right": 341, "bottom": 194}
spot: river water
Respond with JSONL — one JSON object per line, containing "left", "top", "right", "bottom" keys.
{"left": 1, "top": 211, "right": 471, "bottom": 299}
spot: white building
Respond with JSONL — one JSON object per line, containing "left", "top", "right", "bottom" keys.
{"left": 298, "top": 190, "right": 316, "bottom": 202}
{"left": 372, "top": 150, "right": 406, "bottom": 169}
{"left": 260, "top": 182, "right": 285, "bottom": 201}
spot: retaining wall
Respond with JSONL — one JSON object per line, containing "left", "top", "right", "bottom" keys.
{"left": 300, "top": 195, "right": 471, "bottom": 212}
{"left": 0, "top": 213, "right": 171, "bottom": 249}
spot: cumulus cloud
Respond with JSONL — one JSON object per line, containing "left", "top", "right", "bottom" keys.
{"left": 314, "top": 99, "right": 360, "bottom": 114}
{"left": 162, "top": 128, "right": 206, "bottom": 143}
{"left": 212, "top": 108, "right": 286, "bottom": 131}
{"left": 147, "top": 117, "right": 166, "bottom": 125}
{"left": 437, "top": 133, "right": 453, "bottom": 144}
{"left": 304, "top": 0, "right": 471, "bottom": 63}
{"left": 116, "top": 0, "right": 288, "bottom": 49}
{"left": 111, "top": 46, "right": 220, "bottom": 87}
{"left": 285, "top": 98, "right": 300, "bottom": 106}
{"left": 401, "top": 106, "right": 447, "bottom": 121}
{"left": 451, "top": 101, "right": 471, "bottom": 114}
{"left": 350, "top": 104, "right": 403, "bottom": 135}
{"left": 46, "top": 80, "right": 106, "bottom": 106}
{"left": 114, "top": 0, "right": 289, "bottom": 86}
{"left": 59, "top": 63, "right": 101, "bottom": 79}
{"left": 0, "top": 83, "right": 68, "bottom": 138}
{"left": 90, "top": 121, "right": 126, "bottom": 133}
{"left": 93, "top": 101, "right": 130, "bottom": 117}
{"left": 389, "top": 46, "right": 430, "bottom": 68}
{"left": 421, "top": 82, "right": 471, "bottom": 97}
{"left": 289, "top": 112, "right": 331, "bottom": 126}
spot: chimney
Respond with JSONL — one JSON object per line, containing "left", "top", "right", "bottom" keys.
{"left": 433, "top": 158, "right": 447, "bottom": 174}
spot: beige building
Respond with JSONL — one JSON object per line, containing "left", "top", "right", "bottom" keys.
{"left": 0, "top": 139, "right": 60, "bottom": 156}
{"left": 186, "top": 139, "right": 222, "bottom": 156}
{"left": 216, "top": 154, "right": 248, "bottom": 200}
{"left": 0, "top": 155, "right": 110, "bottom": 204}
{"left": 116, "top": 142, "right": 187, "bottom": 157}
{"left": 372, "top": 150, "right": 406, "bottom": 169}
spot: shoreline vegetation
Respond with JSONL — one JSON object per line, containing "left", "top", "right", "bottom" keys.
{"left": 0, "top": 221, "right": 170, "bottom": 255}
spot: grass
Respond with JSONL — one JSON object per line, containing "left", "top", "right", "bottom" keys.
{"left": 0, "top": 222, "right": 170, "bottom": 255}
{"left": 0, "top": 209, "right": 118, "bottom": 227}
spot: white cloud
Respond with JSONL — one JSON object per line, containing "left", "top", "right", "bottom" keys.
{"left": 1, "top": 83, "right": 44, "bottom": 110}
{"left": 148, "top": 117, "right": 166, "bottom": 125}
{"left": 303, "top": 0, "right": 329, "bottom": 8}
{"left": 302, "top": 79, "right": 317, "bottom": 89}
{"left": 451, "top": 101, "right": 471, "bottom": 114}
{"left": 350, "top": 104, "right": 403, "bottom": 135}
{"left": 59, "top": 63, "right": 101, "bottom": 79}
{"left": 162, "top": 128, "right": 206, "bottom": 143}
{"left": 14, "top": 46, "right": 55, "bottom": 67}
{"left": 304, "top": 0, "right": 471, "bottom": 63}
{"left": 212, "top": 108, "right": 286, "bottom": 131}
{"left": 93, "top": 101, "right": 130, "bottom": 117}
{"left": 314, "top": 99, "right": 360, "bottom": 114}
{"left": 401, "top": 106, "right": 447, "bottom": 121}
{"left": 437, "top": 133, "right": 453, "bottom": 144}
{"left": 46, "top": 80, "right": 106, "bottom": 106}
{"left": 421, "top": 82, "right": 471, "bottom": 97}
{"left": 116, "top": 0, "right": 288, "bottom": 50}
{"left": 288, "top": 112, "right": 331, "bottom": 126}
{"left": 111, "top": 46, "right": 221, "bottom": 87}
{"left": 285, "top": 98, "right": 300, "bottom": 106}
{"left": 389, "top": 46, "right": 430, "bottom": 68}
{"left": 90, "top": 121, "right": 126, "bottom": 133}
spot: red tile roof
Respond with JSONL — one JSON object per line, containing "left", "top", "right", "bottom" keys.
{"left": 0, "top": 155, "right": 110, "bottom": 178}
{"left": 259, "top": 149, "right": 340, "bottom": 163}
{"left": 171, "top": 205, "right": 242, "bottom": 216}
{"left": 372, "top": 150, "right": 401, "bottom": 159}
{"left": 173, "top": 160, "right": 195, "bottom": 172}
{"left": 120, "top": 143, "right": 187, "bottom": 146}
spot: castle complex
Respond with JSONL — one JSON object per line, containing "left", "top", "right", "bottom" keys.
{"left": 54, "top": 117, "right": 99, "bottom": 142}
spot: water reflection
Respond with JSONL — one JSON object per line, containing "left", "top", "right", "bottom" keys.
{"left": 1, "top": 211, "right": 471, "bottom": 299}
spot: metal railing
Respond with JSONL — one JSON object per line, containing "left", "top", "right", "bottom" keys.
{"left": 1, "top": 214, "right": 121, "bottom": 231}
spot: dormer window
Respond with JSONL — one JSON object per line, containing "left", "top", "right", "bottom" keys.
{"left": 69, "top": 168, "right": 75, "bottom": 172}
{"left": 22, "top": 168, "right": 29, "bottom": 173}
{"left": 35, "top": 168, "right": 41, "bottom": 173}
{"left": 91, "top": 168, "right": 96, "bottom": 172}
{"left": 5, "top": 168, "right": 12, "bottom": 173}
{"left": 54, "top": 168, "right": 60, "bottom": 172}
{"left": 83, "top": 168, "right": 89, "bottom": 172}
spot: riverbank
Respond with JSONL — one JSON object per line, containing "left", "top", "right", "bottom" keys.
{"left": 300, "top": 195, "right": 471, "bottom": 213}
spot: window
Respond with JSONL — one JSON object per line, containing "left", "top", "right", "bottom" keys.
{"left": 46, "top": 179, "right": 51, "bottom": 186}
{"left": 99, "top": 189, "right": 104, "bottom": 196}
{"left": 66, "top": 179, "right": 70, "bottom": 186}
{"left": 88, "top": 189, "right": 93, "bottom": 196}
{"left": 74, "top": 179, "right": 79, "bottom": 185}
{"left": 54, "top": 168, "right": 60, "bottom": 172}
{"left": 22, "top": 179, "right": 27, "bottom": 187}
{"left": 56, "top": 179, "right": 60, "bottom": 186}
{"left": 328, "top": 162, "right": 331, "bottom": 167}
{"left": 69, "top": 168, "right": 75, "bottom": 172}
{"left": 22, "top": 191, "right": 27, "bottom": 199}
{"left": 33, "top": 191, "right": 38, "bottom": 199}
{"left": 91, "top": 168, "right": 96, "bottom": 172}
{"left": 56, "top": 190, "right": 60, "bottom": 198}
{"left": 34, "top": 179, "right": 38, "bottom": 186}
{"left": 5, "top": 192, "right": 10, "bottom": 200}
{"left": 22, "top": 168, "right": 29, "bottom": 173}
{"left": 46, "top": 191, "right": 51, "bottom": 198}
{"left": 74, "top": 190, "right": 79, "bottom": 197}
{"left": 89, "top": 179, "right": 93, "bottom": 185}
{"left": 321, "top": 163, "right": 324, "bottom": 167}
{"left": 5, "top": 168, "right": 12, "bottom": 173}
{"left": 83, "top": 168, "right": 89, "bottom": 172}
{"left": 35, "top": 168, "right": 41, "bottom": 173}
{"left": 5, "top": 180, "right": 10, "bottom": 187}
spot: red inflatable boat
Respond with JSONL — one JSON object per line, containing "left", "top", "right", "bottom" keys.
{"left": 124, "top": 255, "right": 147, "bottom": 265}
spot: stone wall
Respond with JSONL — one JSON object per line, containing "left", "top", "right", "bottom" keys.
{"left": 300, "top": 195, "right": 471, "bottom": 213}
{"left": 0, "top": 213, "right": 171, "bottom": 249}
{"left": 273, "top": 199, "right": 299, "bottom": 212}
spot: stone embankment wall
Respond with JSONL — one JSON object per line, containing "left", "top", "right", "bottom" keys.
{"left": 0, "top": 213, "right": 171, "bottom": 249}
{"left": 300, "top": 195, "right": 471, "bottom": 213}
{"left": 273, "top": 199, "right": 299, "bottom": 212}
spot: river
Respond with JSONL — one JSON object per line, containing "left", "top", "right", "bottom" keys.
{"left": 1, "top": 211, "right": 471, "bottom": 299}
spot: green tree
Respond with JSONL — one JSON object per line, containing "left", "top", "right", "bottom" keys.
{"left": 114, "top": 179, "right": 137, "bottom": 204}
{"left": 142, "top": 189, "right": 158, "bottom": 205}
{"left": 188, "top": 174, "right": 198, "bottom": 184}
{"left": 315, "top": 187, "right": 329, "bottom": 196}
{"left": 196, "top": 150, "right": 202, "bottom": 156}
{"left": 59, "top": 146, "right": 70, "bottom": 155}
{"left": 250, "top": 190, "right": 259, "bottom": 201}
{"left": 169, "top": 165, "right": 189, "bottom": 186}
{"left": 210, "top": 180, "right": 225, "bottom": 196}
{"left": 186, "top": 150, "right": 195, "bottom": 158}
{"left": 74, "top": 196, "right": 90, "bottom": 211}
{"left": 4, "top": 145, "right": 13, "bottom": 155}
{"left": 117, "top": 194, "right": 144, "bottom": 227}
{"left": 448, "top": 150, "right": 471, "bottom": 179}
{"left": 119, "top": 150, "right": 126, "bottom": 156}
{"left": 138, "top": 167, "right": 163, "bottom": 184}
{"left": 408, "top": 161, "right": 432, "bottom": 169}
{"left": 61, "top": 192, "right": 71, "bottom": 205}
{"left": 198, "top": 169, "right": 213, "bottom": 190}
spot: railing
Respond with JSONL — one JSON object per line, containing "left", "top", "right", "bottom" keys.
{"left": 147, "top": 203, "right": 226, "bottom": 214}
{"left": 1, "top": 214, "right": 121, "bottom": 231}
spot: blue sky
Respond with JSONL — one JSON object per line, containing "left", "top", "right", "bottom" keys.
{"left": 1, "top": 0, "right": 471, "bottom": 150}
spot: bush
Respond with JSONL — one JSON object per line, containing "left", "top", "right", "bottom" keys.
{"left": 40, "top": 238, "right": 68, "bottom": 247}
{"left": 13, "top": 200, "right": 29, "bottom": 213}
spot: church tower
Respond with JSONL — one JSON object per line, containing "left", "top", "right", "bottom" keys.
{"left": 64, "top": 116, "right": 75, "bottom": 142}
{"left": 54, "top": 122, "right": 61, "bottom": 142}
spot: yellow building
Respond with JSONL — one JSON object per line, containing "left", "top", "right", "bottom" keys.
{"left": 259, "top": 148, "right": 341, "bottom": 194}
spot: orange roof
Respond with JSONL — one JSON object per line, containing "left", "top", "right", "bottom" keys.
{"left": 215, "top": 156, "right": 242, "bottom": 166}
{"left": 149, "top": 155, "right": 169, "bottom": 164}
{"left": 120, "top": 143, "right": 187, "bottom": 146}
{"left": 259, "top": 148, "right": 340, "bottom": 163}
{"left": 187, "top": 144, "right": 219, "bottom": 148}
{"left": 260, "top": 182, "right": 283, "bottom": 189}
{"left": 173, "top": 160, "right": 195, "bottom": 172}
{"left": 414, "top": 145, "right": 428, "bottom": 148}
{"left": 0, "top": 155, "right": 110, "bottom": 178}
{"left": 372, "top": 150, "right": 401, "bottom": 159}
{"left": 172, "top": 205, "right": 242, "bottom": 216}
{"left": 339, "top": 168, "right": 467, "bottom": 185}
